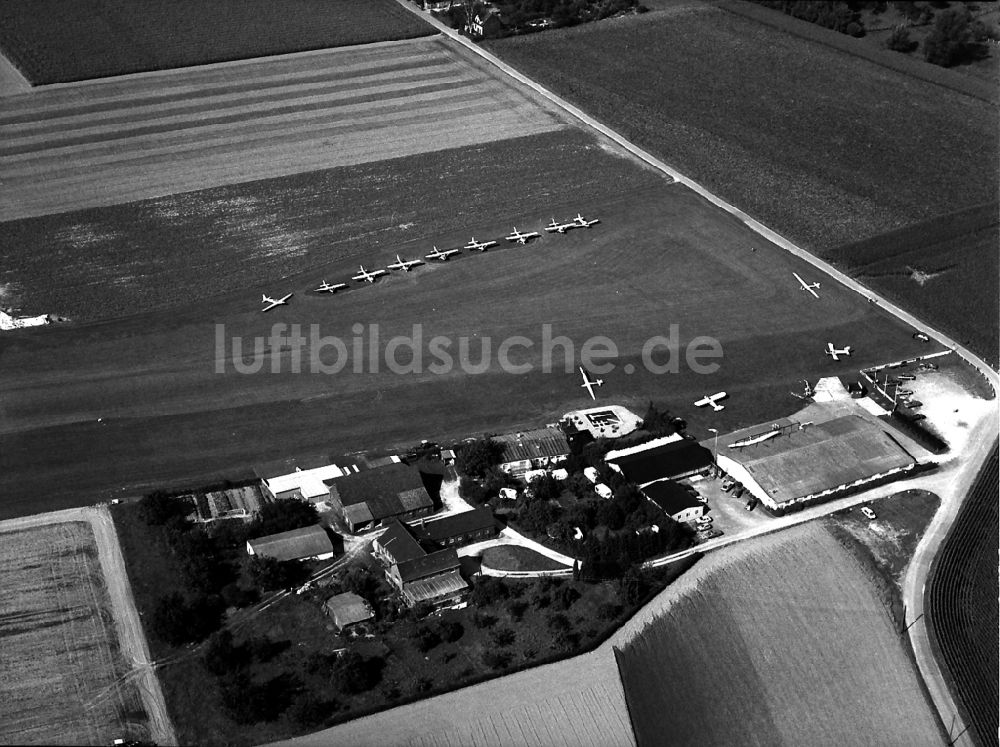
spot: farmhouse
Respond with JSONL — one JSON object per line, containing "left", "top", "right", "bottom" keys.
{"left": 642, "top": 481, "right": 704, "bottom": 523}
{"left": 328, "top": 463, "right": 436, "bottom": 532}
{"left": 246, "top": 524, "right": 336, "bottom": 562}
{"left": 394, "top": 549, "right": 467, "bottom": 608}
{"left": 713, "top": 415, "right": 918, "bottom": 514}
{"left": 606, "top": 435, "right": 714, "bottom": 486}
{"left": 467, "top": 7, "right": 504, "bottom": 38}
{"left": 496, "top": 427, "right": 570, "bottom": 477}
{"left": 323, "top": 592, "right": 374, "bottom": 632}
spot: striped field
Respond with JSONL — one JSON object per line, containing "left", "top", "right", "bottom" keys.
{"left": 0, "top": 37, "right": 568, "bottom": 221}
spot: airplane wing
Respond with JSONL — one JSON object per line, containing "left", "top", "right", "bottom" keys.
{"left": 694, "top": 396, "right": 710, "bottom": 407}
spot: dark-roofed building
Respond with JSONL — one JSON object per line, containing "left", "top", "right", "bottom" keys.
{"left": 246, "top": 524, "right": 336, "bottom": 562}
{"left": 409, "top": 507, "right": 498, "bottom": 547}
{"left": 323, "top": 592, "right": 374, "bottom": 631}
{"left": 394, "top": 549, "right": 467, "bottom": 608}
{"left": 642, "top": 481, "right": 705, "bottom": 523}
{"left": 495, "top": 427, "right": 570, "bottom": 477}
{"left": 373, "top": 519, "right": 427, "bottom": 566}
{"left": 328, "top": 463, "right": 435, "bottom": 532}
{"left": 606, "top": 435, "right": 713, "bottom": 486}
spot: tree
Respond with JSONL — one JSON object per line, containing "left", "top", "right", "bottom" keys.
{"left": 245, "top": 499, "right": 318, "bottom": 539}
{"left": 470, "top": 576, "right": 510, "bottom": 606}
{"left": 885, "top": 24, "right": 917, "bottom": 52}
{"left": 439, "top": 620, "right": 465, "bottom": 642}
{"left": 554, "top": 584, "right": 581, "bottom": 610}
{"left": 151, "top": 592, "right": 225, "bottom": 646}
{"left": 924, "top": 6, "right": 979, "bottom": 66}
{"left": 490, "top": 626, "right": 516, "bottom": 647}
{"left": 138, "top": 491, "right": 192, "bottom": 525}
{"left": 332, "top": 651, "right": 382, "bottom": 694}
{"left": 246, "top": 555, "right": 303, "bottom": 592}
{"left": 455, "top": 438, "right": 505, "bottom": 478}
{"left": 412, "top": 624, "right": 441, "bottom": 653}
{"left": 203, "top": 630, "right": 251, "bottom": 675}
{"left": 617, "top": 565, "right": 647, "bottom": 606}
{"left": 287, "top": 693, "right": 336, "bottom": 728}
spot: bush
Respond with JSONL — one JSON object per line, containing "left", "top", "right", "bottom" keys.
{"left": 439, "top": 620, "right": 465, "bottom": 643}
{"left": 331, "top": 651, "right": 383, "bottom": 695}
{"left": 470, "top": 576, "right": 510, "bottom": 606}
{"left": 287, "top": 694, "right": 336, "bottom": 728}
{"left": 203, "top": 630, "right": 250, "bottom": 675}
{"left": 507, "top": 599, "right": 529, "bottom": 621}
{"left": 151, "top": 592, "right": 224, "bottom": 646}
{"left": 138, "top": 492, "right": 192, "bottom": 526}
{"left": 597, "top": 602, "right": 623, "bottom": 621}
{"left": 482, "top": 649, "right": 513, "bottom": 670}
{"left": 413, "top": 624, "right": 441, "bottom": 653}
{"left": 245, "top": 499, "right": 318, "bottom": 540}
{"left": 473, "top": 611, "right": 498, "bottom": 628}
{"left": 491, "top": 627, "right": 516, "bottom": 647}
{"left": 245, "top": 555, "right": 305, "bottom": 592}
{"left": 885, "top": 24, "right": 918, "bottom": 53}
{"left": 554, "top": 585, "right": 582, "bottom": 610}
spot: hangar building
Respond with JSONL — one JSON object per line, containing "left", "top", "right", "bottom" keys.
{"left": 714, "top": 414, "right": 918, "bottom": 514}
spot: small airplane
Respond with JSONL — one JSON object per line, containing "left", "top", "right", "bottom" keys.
{"left": 793, "top": 272, "right": 820, "bottom": 298}
{"left": 826, "top": 343, "right": 852, "bottom": 361}
{"left": 545, "top": 217, "right": 577, "bottom": 234}
{"left": 729, "top": 430, "right": 780, "bottom": 448}
{"left": 505, "top": 227, "right": 541, "bottom": 245}
{"left": 790, "top": 379, "right": 814, "bottom": 400}
{"left": 464, "top": 237, "right": 497, "bottom": 252}
{"left": 314, "top": 280, "right": 347, "bottom": 294}
{"left": 694, "top": 392, "right": 728, "bottom": 411}
{"left": 352, "top": 265, "right": 387, "bottom": 284}
{"left": 579, "top": 367, "right": 603, "bottom": 401}
{"left": 425, "top": 246, "right": 460, "bottom": 261}
{"left": 574, "top": 213, "right": 600, "bottom": 227}
{"left": 261, "top": 293, "right": 292, "bottom": 312}
{"left": 387, "top": 254, "right": 423, "bottom": 272}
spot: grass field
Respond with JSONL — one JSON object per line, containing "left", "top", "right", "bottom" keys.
{"left": 0, "top": 0, "right": 433, "bottom": 85}
{"left": 481, "top": 545, "right": 568, "bottom": 572}
{"left": 926, "top": 444, "right": 999, "bottom": 747}
{"left": 0, "top": 521, "right": 148, "bottom": 745}
{"left": 0, "top": 36, "right": 568, "bottom": 222}
{"left": 829, "top": 202, "right": 1000, "bottom": 363}
{"left": 0, "top": 130, "right": 647, "bottom": 322}
{"left": 483, "top": 1, "right": 998, "bottom": 358}
{"left": 0, "top": 164, "right": 936, "bottom": 519}
{"left": 615, "top": 523, "right": 942, "bottom": 745}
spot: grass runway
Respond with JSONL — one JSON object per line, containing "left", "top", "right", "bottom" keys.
{"left": 0, "top": 181, "right": 935, "bottom": 519}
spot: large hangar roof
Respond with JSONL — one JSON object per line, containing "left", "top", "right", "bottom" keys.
{"left": 724, "top": 415, "right": 915, "bottom": 504}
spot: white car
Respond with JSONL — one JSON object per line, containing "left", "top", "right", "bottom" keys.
{"left": 696, "top": 516, "right": 713, "bottom": 525}
{"left": 860, "top": 506, "right": 877, "bottom": 520}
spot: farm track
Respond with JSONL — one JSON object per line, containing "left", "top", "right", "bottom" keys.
{"left": 0, "top": 37, "right": 566, "bottom": 221}
{"left": 926, "top": 445, "right": 999, "bottom": 747}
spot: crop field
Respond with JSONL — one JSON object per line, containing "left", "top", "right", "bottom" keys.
{"left": 484, "top": 1, "right": 998, "bottom": 358}
{"left": 0, "top": 0, "right": 432, "bottom": 85}
{"left": 0, "top": 521, "right": 147, "bottom": 745}
{"left": 615, "top": 523, "right": 942, "bottom": 745}
{"left": 829, "top": 202, "right": 1000, "bottom": 363}
{"left": 927, "top": 444, "right": 999, "bottom": 747}
{"left": 0, "top": 36, "right": 569, "bottom": 222}
{"left": 0, "top": 165, "right": 937, "bottom": 518}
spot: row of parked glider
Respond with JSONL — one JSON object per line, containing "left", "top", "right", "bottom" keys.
{"left": 260, "top": 213, "right": 601, "bottom": 311}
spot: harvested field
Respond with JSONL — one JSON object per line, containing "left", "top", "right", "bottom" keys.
{"left": 0, "top": 178, "right": 937, "bottom": 518}
{"left": 927, "top": 444, "right": 999, "bottom": 747}
{"left": 615, "top": 523, "right": 942, "bottom": 745}
{"left": 0, "top": 0, "right": 432, "bottom": 85}
{"left": 0, "top": 520, "right": 148, "bottom": 745}
{"left": 0, "top": 36, "right": 568, "bottom": 221}
{"left": 484, "top": 1, "right": 998, "bottom": 357}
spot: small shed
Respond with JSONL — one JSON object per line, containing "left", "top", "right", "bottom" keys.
{"left": 323, "top": 592, "right": 374, "bottom": 631}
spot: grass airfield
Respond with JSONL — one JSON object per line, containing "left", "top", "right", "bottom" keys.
{"left": 0, "top": 178, "right": 935, "bottom": 518}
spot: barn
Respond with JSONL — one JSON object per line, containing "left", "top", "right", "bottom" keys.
{"left": 245, "top": 524, "right": 336, "bottom": 562}
{"left": 605, "top": 435, "right": 714, "bottom": 486}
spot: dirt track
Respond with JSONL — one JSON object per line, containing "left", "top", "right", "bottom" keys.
{"left": 0, "top": 37, "right": 566, "bottom": 221}
{"left": 0, "top": 507, "right": 176, "bottom": 746}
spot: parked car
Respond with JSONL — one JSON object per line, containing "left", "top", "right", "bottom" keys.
{"left": 698, "top": 529, "right": 723, "bottom": 541}
{"left": 722, "top": 481, "right": 735, "bottom": 493}
{"left": 910, "top": 413, "right": 927, "bottom": 421}
{"left": 860, "top": 506, "right": 877, "bottom": 520}
{"left": 696, "top": 515, "right": 713, "bottom": 525}
{"left": 913, "top": 332, "right": 930, "bottom": 342}
{"left": 745, "top": 498, "right": 758, "bottom": 511}
{"left": 897, "top": 373, "right": 916, "bottom": 381}
{"left": 904, "top": 400, "right": 924, "bottom": 409}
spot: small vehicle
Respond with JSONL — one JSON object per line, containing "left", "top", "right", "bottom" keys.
{"left": 904, "top": 400, "right": 923, "bottom": 409}
{"left": 913, "top": 332, "right": 930, "bottom": 342}
{"left": 745, "top": 499, "right": 757, "bottom": 511}
{"left": 698, "top": 529, "right": 723, "bottom": 541}
{"left": 918, "top": 362, "right": 939, "bottom": 371}
{"left": 696, "top": 515, "right": 713, "bottom": 525}
{"left": 896, "top": 389, "right": 914, "bottom": 397}
{"left": 722, "top": 481, "right": 735, "bottom": 493}
{"left": 910, "top": 413, "right": 927, "bottom": 421}
{"left": 897, "top": 373, "right": 916, "bottom": 381}
{"left": 860, "top": 506, "right": 877, "bottom": 520}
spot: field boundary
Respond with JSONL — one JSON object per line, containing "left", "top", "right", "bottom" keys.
{"left": 0, "top": 507, "right": 177, "bottom": 746}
